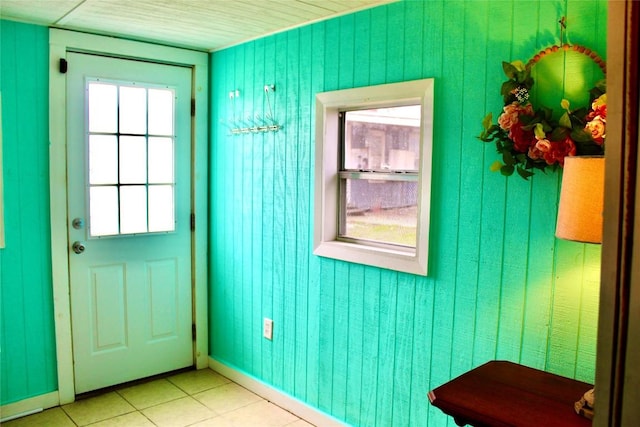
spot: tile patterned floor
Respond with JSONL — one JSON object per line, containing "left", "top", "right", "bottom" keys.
{"left": 3, "top": 369, "right": 314, "bottom": 427}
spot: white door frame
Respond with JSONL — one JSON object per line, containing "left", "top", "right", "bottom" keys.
{"left": 49, "top": 29, "right": 209, "bottom": 404}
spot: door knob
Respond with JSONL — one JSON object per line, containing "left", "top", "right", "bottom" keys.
{"left": 72, "top": 241, "right": 86, "bottom": 254}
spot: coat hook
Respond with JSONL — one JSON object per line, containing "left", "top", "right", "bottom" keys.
{"left": 264, "top": 83, "right": 276, "bottom": 123}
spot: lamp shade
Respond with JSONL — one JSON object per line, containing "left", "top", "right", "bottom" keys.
{"left": 555, "top": 156, "right": 605, "bottom": 244}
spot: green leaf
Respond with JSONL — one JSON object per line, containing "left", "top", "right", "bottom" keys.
{"left": 533, "top": 123, "right": 546, "bottom": 139}
{"left": 540, "top": 106, "right": 554, "bottom": 121}
{"left": 479, "top": 125, "right": 504, "bottom": 142}
{"left": 522, "top": 75, "right": 534, "bottom": 89}
{"left": 489, "top": 160, "right": 503, "bottom": 172}
{"left": 571, "top": 127, "right": 595, "bottom": 143}
{"left": 519, "top": 112, "right": 536, "bottom": 126}
{"left": 502, "top": 61, "right": 518, "bottom": 79}
{"left": 482, "top": 113, "right": 493, "bottom": 130}
{"left": 516, "top": 166, "right": 534, "bottom": 180}
{"left": 571, "top": 107, "right": 589, "bottom": 122}
{"left": 559, "top": 111, "right": 572, "bottom": 129}
{"left": 515, "top": 153, "right": 528, "bottom": 163}
{"left": 550, "top": 126, "right": 570, "bottom": 142}
{"left": 502, "top": 150, "right": 515, "bottom": 165}
{"left": 501, "top": 80, "right": 518, "bottom": 98}
{"left": 574, "top": 139, "right": 605, "bottom": 155}
{"left": 515, "top": 68, "right": 531, "bottom": 84}
{"left": 500, "top": 164, "right": 515, "bottom": 176}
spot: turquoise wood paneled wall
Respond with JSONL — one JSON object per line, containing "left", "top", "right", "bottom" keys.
{"left": 210, "top": 1, "right": 606, "bottom": 425}
{"left": 0, "top": 21, "right": 57, "bottom": 405}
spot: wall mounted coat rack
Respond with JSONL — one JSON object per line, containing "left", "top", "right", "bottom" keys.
{"left": 227, "top": 84, "right": 281, "bottom": 135}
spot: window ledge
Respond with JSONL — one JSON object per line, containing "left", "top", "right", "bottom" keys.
{"left": 313, "top": 240, "right": 427, "bottom": 276}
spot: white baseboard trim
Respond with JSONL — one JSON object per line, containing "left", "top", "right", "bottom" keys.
{"left": 209, "top": 357, "right": 347, "bottom": 427}
{"left": 0, "top": 391, "right": 59, "bottom": 422}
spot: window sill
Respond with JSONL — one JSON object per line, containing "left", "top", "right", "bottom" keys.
{"left": 313, "top": 240, "right": 427, "bottom": 276}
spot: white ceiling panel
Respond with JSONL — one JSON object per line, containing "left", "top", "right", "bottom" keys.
{"left": 1, "top": 1, "right": 83, "bottom": 24}
{"left": 0, "top": 0, "right": 398, "bottom": 51}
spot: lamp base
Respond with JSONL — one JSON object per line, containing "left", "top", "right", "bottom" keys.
{"left": 575, "top": 388, "right": 595, "bottom": 420}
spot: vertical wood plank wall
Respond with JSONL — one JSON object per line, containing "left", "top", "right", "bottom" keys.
{"left": 0, "top": 21, "right": 57, "bottom": 405}
{"left": 0, "top": 0, "right": 607, "bottom": 420}
{"left": 210, "top": 1, "right": 607, "bottom": 425}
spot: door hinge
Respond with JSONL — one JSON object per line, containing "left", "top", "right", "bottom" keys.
{"left": 192, "top": 324, "right": 196, "bottom": 340}
{"left": 191, "top": 99, "right": 196, "bottom": 116}
{"left": 190, "top": 213, "right": 196, "bottom": 231}
{"left": 59, "top": 58, "right": 68, "bottom": 74}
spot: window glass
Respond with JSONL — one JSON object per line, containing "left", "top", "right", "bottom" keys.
{"left": 343, "top": 106, "right": 421, "bottom": 172}
{"left": 120, "top": 185, "right": 147, "bottom": 234}
{"left": 119, "top": 136, "right": 147, "bottom": 184}
{"left": 148, "top": 88, "right": 174, "bottom": 136}
{"left": 119, "top": 86, "right": 147, "bottom": 134}
{"left": 88, "top": 83, "right": 117, "bottom": 133}
{"left": 340, "top": 105, "right": 421, "bottom": 249}
{"left": 340, "top": 177, "right": 418, "bottom": 247}
{"left": 89, "top": 135, "right": 118, "bottom": 184}
{"left": 87, "top": 80, "right": 176, "bottom": 237}
{"left": 90, "top": 186, "right": 119, "bottom": 236}
{"left": 148, "top": 137, "right": 174, "bottom": 183}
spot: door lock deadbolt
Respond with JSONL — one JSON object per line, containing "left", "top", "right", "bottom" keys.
{"left": 72, "top": 218, "right": 85, "bottom": 229}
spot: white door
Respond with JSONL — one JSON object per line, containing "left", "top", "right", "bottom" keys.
{"left": 66, "top": 52, "right": 193, "bottom": 393}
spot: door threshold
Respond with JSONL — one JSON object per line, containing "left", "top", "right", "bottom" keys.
{"left": 75, "top": 366, "right": 195, "bottom": 401}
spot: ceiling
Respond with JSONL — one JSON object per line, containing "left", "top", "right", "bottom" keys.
{"left": 0, "top": 0, "right": 397, "bottom": 51}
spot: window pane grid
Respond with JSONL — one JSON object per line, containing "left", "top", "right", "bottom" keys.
{"left": 88, "top": 81, "right": 176, "bottom": 237}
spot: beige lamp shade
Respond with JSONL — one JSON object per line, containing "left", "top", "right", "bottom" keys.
{"left": 555, "top": 156, "right": 605, "bottom": 244}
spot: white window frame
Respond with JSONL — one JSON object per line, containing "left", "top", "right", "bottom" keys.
{"left": 314, "top": 79, "right": 434, "bottom": 276}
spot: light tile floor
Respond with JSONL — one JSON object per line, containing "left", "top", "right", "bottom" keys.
{"left": 4, "top": 369, "right": 314, "bottom": 427}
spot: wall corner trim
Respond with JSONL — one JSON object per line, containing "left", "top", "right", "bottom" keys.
{"left": 208, "top": 357, "right": 348, "bottom": 427}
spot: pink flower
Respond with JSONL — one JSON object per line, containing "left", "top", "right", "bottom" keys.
{"left": 585, "top": 116, "right": 606, "bottom": 145}
{"left": 534, "top": 138, "right": 551, "bottom": 153}
{"left": 498, "top": 110, "right": 518, "bottom": 130}
{"left": 498, "top": 102, "right": 534, "bottom": 131}
{"left": 528, "top": 145, "right": 543, "bottom": 160}
{"left": 585, "top": 95, "right": 607, "bottom": 123}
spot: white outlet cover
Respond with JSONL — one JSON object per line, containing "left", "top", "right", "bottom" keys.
{"left": 263, "top": 318, "right": 273, "bottom": 340}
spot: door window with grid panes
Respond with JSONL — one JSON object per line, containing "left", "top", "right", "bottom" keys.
{"left": 87, "top": 81, "right": 176, "bottom": 237}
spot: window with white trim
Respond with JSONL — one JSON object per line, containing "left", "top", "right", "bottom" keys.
{"left": 314, "top": 79, "right": 434, "bottom": 276}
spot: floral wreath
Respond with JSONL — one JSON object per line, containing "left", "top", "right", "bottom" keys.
{"left": 479, "top": 44, "right": 606, "bottom": 180}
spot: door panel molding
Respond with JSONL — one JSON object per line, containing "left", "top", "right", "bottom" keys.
{"left": 49, "top": 29, "right": 208, "bottom": 404}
